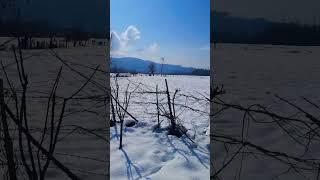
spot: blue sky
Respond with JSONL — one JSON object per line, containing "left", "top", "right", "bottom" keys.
{"left": 111, "top": 0, "right": 210, "bottom": 69}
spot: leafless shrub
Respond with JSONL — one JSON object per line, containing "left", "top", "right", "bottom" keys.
{"left": 111, "top": 76, "right": 140, "bottom": 149}
{"left": 110, "top": 76, "right": 208, "bottom": 150}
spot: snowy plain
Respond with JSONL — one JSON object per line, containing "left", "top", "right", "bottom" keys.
{"left": 212, "top": 43, "right": 320, "bottom": 180}
{"left": 110, "top": 75, "right": 210, "bottom": 180}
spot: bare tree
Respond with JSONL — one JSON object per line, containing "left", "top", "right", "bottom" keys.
{"left": 148, "top": 62, "right": 156, "bottom": 76}
{"left": 160, "top": 57, "right": 164, "bottom": 76}
{"left": 111, "top": 77, "right": 138, "bottom": 149}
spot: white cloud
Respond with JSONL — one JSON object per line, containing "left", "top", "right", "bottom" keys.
{"left": 110, "top": 25, "right": 141, "bottom": 56}
{"left": 135, "top": 42, "right": 160, "bottom": 60}
{"left": 110, "top": 31, "right": 122, "bottom": 52}
{"left": 137, "top": 43, "right": 160, "bottom": 54}
{"left": 111, "top": 25, "right": 160, "bottom": 60}
{"left": 121, "top": 25, "right": 141, "bottom": 43}
{"left": 148, "top": 43, "right": 159, "bottom": 53}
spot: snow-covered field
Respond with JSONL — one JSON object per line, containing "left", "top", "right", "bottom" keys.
{"left": 0, "top": 47, "right": 109, "bottom": 179}
{"left": 212, "top": 43, "right": 320, "bottom": 179}
{"left": 110, "top": 75, "right": 210, "bottom": 179}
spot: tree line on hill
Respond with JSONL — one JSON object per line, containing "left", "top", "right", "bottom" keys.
{"left": 111, "top": 62, "right": 210, "bottom": 76}
{"left": 0, "top": 18, "right": 107, "bottom": 49}
{"left": 212, "top": 11, "right": 320, "bottom": 46}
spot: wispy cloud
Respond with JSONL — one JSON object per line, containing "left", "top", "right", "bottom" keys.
{"left": 137, "top": 43, "right": 159, "bottom": 53}
{"left": 135, "top": 42, "right": 160, "bottom": 60}
{"left": 148, "top": 43, "right": 159, "bottom": 53}
{"left": 111, "top": 25, "right": 160, "bottom": 59}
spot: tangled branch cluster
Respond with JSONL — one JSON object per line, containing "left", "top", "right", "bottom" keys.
{"left": 0, "top": 38, "right": 109, "bottom": 179}
{"left": 210, "top": 83, "right": 320, "bottom": 179}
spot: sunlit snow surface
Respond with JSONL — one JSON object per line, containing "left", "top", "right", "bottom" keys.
{"left": 110, "top": 75, "right": 210, "bottom": 180}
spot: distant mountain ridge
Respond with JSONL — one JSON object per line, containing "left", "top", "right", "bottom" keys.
{"left": 212, "top": 11, "right": 320, "bottom": 46}
{"left": 111, "top": 57, "right": 209, "bottom": 76}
